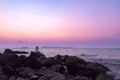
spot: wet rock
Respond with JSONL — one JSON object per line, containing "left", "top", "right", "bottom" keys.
{"left": 95, "top": 73, "right": 114, "bottom": 80}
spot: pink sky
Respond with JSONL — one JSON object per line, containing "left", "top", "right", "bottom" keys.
{"left": 0, "top": 0, "right": 120, "bottom": 48}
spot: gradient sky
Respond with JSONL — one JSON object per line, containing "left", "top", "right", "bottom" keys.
{"left": 0, "top": 0, "right": 120, "bottom": 48}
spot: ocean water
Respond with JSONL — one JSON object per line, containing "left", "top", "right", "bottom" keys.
{"left": 0, "top": 48, "right": 120, "bottom": 79}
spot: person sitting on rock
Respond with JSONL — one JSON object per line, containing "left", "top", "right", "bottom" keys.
{"left": 35, "top": 46, "right": 40, "bottom": 53}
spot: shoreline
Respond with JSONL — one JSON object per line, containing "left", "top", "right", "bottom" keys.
{"left": 0, "top": 49, "right": 115, "bottom": 80}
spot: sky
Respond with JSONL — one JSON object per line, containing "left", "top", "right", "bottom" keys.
{"left": 0, "top": 0, "right": 120, "bottom": 48}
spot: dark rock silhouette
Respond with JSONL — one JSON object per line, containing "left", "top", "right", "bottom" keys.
{"left": 0, "top": 49, "right": 115, "bottom": 80}
{"left": 4, "top": 49, "right": 28, "bottom": 54}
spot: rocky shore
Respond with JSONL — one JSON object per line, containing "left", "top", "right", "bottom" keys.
{"left": 0, "top": 49, "right": 115, "bottom": 80}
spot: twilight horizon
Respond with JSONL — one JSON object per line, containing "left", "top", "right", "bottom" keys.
{"left": 0, "top": 0, "right": 120, "bottom": 48}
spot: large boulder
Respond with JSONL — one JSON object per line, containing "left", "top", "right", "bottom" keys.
{"left": 19, "top": 55, "right": 28, "bottom": 67}
{"left": 3, "top": 49, "right": 13, "bottom": 54}
{"left": 38, "top": 71, "right": 66, "bottom": 80}
{"left": 9, "top": 76, "right": 16, "bottom": 80}
{"left": 16, "top": 67, "right": 35, "bottom": 78}
{"left": 74, "top": 76, "right": 89, "bottom": 80}
{"left": 42, "top": 57, "right": 61, "bottom": 68}
{"left": 26, "top": 57, "right": 42, "bottom": 69}
{"left": 83, "top": 62, "right": 110, "bottom": 79}
{"left": 0, "top": 53, "right": 22, "bottom": 67}
{"left": 95, "top": 73, "right": 114, "bottom": 80}
{"left": 86, "top": 62, "right": 109, "bottom": 73}
{"left": 1, "top": 63, "right": 16, "bottom": 77}
{"left": 26, "top": 52, "right": 46, "bottom": 68}
{"left": 0, "top": 68, "right": 8, "bottom": 80}
{"left": 61, "top": 55, "right": 86, "bottom": 76}
{"left": 29, "top": 51, "right": 46, "bottom": 60}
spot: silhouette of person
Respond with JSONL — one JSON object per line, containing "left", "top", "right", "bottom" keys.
{"left": 35, "top": 46, "right": 39, "bottom": 52}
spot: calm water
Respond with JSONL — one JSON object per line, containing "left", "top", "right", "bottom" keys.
{"left": 0, "top": 48, "right": 120, "bottom": 79}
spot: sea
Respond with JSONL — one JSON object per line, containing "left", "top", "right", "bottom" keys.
{"left": 0, "top": 47, "right": 120, "bottom": 79}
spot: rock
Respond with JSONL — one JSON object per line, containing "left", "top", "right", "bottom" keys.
{"left": 0, "top": 68, "right": 8, "bottom": 80}
{"left": 43, "top": 57, "right": 60, "bottom": 67}
{"left": 19, "top": 55, "right": 28, "bottom": 67}
{"left": 9, "top": 76, "right": 16, "bottom": 80}
{"left": 16, "top": 67, "right": 35, "bottom": 78}
{"left": 36, "top": 68, "right": 54, "bottom": 76}
{"left": 0, "top": 74, "right": 8, "bottom": 80}
{"left": 12, "top": 51, "right": 28, "bottom": 54}
{"left": 29, "top": 51, "right": 47, "bottom": 63}
{"left": 107, "top": 71, "right": 115, "bottom": 79}
{"left": 84, "top": 62, "right": 110, "bottom": 79}
{"left": 38, "top": 71, "right": 66, "bottom": 80}
{"left": 26, "top": 57, "right": 42, "bottom": 69}
{"left": 16, "top": 77, "right": 29, "bottom": 80}
{"left": 74, "top": 76, "right": 89, "bottom": 80}
{"left": 2, "top": 64, "right": 15, "bottom": 77}
{"left": 3, "top": 49, "right": 13, "bottom": 54}
{"left": 86, "top": 62, "right": 109, "bottom": 73}
{"left": 26, "top": 52, "right": 47, "bottom": 69}
{"left": 54, "top": 55, "right": 62, "bottom": 60}
{"left": 95, "top": 73, "right": 114, "bottom": 80}
{"left": 7, "top": 54, "right": 22, "bottom": 67}
{"left": 29, "top": 51, "right": 46, "bottom": 59}
{"left": 0, "top": 53, "right": 22, "bottom": 67}
{"left": 58, "top": 65, "right": 68, "bottom": 75}
{"left": 63, "top": 55, "right": 86, "bottom": 64}
{"left": 51, "top": 64, "right": 61, "bottom": 72}
{"left": 0, "top": 49, "right": 116, "bottom": 80}
{"left": 3, "top": 49, "right": 28, "bottom": 54}
{"left": 62, "top": 55, "right": 86, "bottom": 76}
{"left": 30, "top": 75, "right": 39, "bottom": 80}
